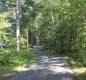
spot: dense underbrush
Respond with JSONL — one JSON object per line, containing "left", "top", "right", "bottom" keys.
{"left": 0, "top": 49, "right": 35, "bottom": 66}
{"left": 0, "top": 49, "right": 36, "bottom": 80}
{"left": 69, "top": 50, "right": 86, "bottom": 67}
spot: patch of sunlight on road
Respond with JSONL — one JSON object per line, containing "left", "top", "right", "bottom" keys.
{"left": 3, "top": 73, "right": 15, "bottom": 78}
{"left": 49, "top": 65, "right": 73, "bottom": 74}
{"left": 62, "top": 77, "right": 73, "bottom": 80}
{"left": 73, "top": 68, "right": 86, "bottom": 74}
{"left": 14, "top": 66, "right": 29, "bottom": 72}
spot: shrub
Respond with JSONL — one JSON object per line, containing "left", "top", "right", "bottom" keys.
{"left": 0, "top": 49, "right": 36, "bottom": 66}
{"left": 70, "top": 50, "right": 86, "bottom": 67}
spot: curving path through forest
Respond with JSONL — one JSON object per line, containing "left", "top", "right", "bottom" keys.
{"left": 9, "top": 46, "right": 75, "bottom": 80}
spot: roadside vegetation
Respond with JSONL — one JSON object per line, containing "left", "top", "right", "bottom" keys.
{"left": 0, "top": 0, "right": 86, "bottom": 80}
{"left": 0, "top": 49, "right": 36, "bottom": 80}
{"left": 64, "top": 51, "right": 86, "bottom": 80}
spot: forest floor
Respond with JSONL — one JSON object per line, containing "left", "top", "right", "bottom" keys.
{"left": 9, "top": 46, "right": 75, "bottom": 80}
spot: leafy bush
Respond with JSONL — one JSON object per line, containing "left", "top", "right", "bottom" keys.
{"left": 0, "top": 49, "right": 36, "bottom": 66}
{"left": 70, "top": 50, "right": 86, "bottom": 67}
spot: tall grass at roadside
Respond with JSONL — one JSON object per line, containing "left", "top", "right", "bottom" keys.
{"left": 0, "top": 49, "right": 36, "bottom": 80}
{"left": 64, "top": 50, "right": 86, "bottom": 80}
{"left": 0, "top": 49, "right": 36, "bottom": 66}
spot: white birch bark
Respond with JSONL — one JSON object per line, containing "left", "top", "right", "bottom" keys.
{"left": 16, "top": 0, "right": 20, "bottom": 51}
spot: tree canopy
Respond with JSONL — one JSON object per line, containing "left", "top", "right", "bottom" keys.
{"left": 0, "top": 0, "right": 86, "bottom": 65}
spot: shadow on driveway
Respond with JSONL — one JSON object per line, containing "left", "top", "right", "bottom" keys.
{"left": 9, "top": 46, "right": 75, "bottom": 80}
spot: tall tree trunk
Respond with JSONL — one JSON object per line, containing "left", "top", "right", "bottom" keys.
{"left": 36, "top": 35, "right": 39, "bottom": 45}
{"left": 51, "top": 11, "right": 55, "bottom": 26}
{"left": 0, "top": 35, "right": 3, "bottom": 50}
{"left": 69, "top": 32, "right": 73, "bottom": 52}
{"left": 26, "top": 28, "right": 29, "bottom": 48}
{"left": 16, "top": 0, "right": 20, "bottom": 51}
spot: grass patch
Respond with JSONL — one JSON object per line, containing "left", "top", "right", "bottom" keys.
{"left": 0, "top": 49, "right": 36, "bottom": 80}
{"left": 64, "top": 54, "right": 86, "bottom": 80}
{"left": 0, "top": 66, "right": 16, "bottom": 80}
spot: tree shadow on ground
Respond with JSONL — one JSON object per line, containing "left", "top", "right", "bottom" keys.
{"left": 9, "top": 46, "right": 75, "bottom": 80}
{"left": 9, "top": 68, "right": 75, "bottom": 80}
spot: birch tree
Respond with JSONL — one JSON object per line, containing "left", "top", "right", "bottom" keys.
{"left": 16, "top": 0, "right": 20, "bottom": 51}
